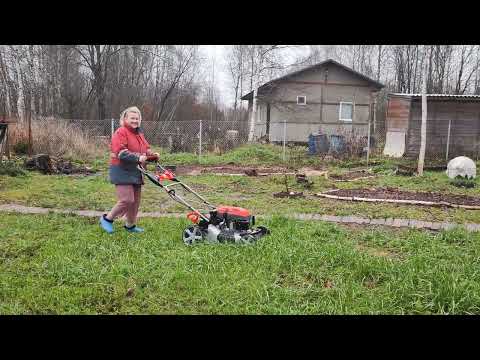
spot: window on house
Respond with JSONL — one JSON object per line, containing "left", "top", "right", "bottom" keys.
{"left": 297, "top": 96, "right": 306, "bottom": 105}
{"left": 339, "top": 102, "right": 353, "bottom": 121}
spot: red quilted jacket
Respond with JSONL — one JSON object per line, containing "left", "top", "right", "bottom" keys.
{"left": 110, "top": 125, "right": 152, "bottom": 165}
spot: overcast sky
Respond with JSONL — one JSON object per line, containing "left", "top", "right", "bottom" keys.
{"left": 201, "top": 45, "right": 311, "bottom": 109}
{"left": 201, "top": 45, "right": 233, "bottom": 108}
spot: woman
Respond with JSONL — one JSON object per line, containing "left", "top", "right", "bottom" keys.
{"left": 100, "top": 106, "right": 159, "bottom": 234}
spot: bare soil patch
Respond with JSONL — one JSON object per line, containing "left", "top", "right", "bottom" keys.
{"left": 329, "top": 169, "right": 374, "bottom": 181}
{"left": 396, "top": 164, "right": 446, "bottom": 176}
{"left": 273, "top": 191, "right": 305, "bottom": 199}
{"left": 319, "top": 187, "right": 480, "bottom": 208}
{"left": 354, "top": 243, "right": 400, "bottom": 259}
{"left": 174, "top": 165, "right": 326, "bottom": 177}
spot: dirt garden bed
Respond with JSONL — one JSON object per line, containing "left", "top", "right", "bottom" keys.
{"left": 329, "top": 169, "right": 375, "bottom": 182}
{"left": 315, "top": 187, "right": 480, "bottom": 209}
{"left": 273, "top": 191, "right": 305, "bottom": 199}
{"left": 173, "top": 165, "right": 326, "bottom": 177}
{"left": 395, "top": 164, "right": 446, "bottom": 176}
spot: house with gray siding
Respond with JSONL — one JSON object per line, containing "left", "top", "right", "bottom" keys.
{"left": 241, "top": 59, "right": 384, "bottom": 143}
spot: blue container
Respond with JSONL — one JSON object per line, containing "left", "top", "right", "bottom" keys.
{"left": 308, "top": 134, "right": 330, "bottom": 155}
{"left": 330, "top": 135, "right": 346, "bottom": 153}
{"left": 308, "top": 134, "right": 317, "bottom": 155}
{"left": 315, "top": 134, "right": 329, "bottom": 154}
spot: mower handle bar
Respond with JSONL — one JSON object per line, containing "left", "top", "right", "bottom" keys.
{"left": 136, "top": 163, "right": 215, "bottom": 221}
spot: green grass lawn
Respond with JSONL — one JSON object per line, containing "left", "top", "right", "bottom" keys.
{"left": 2, "top": 212, "right": 480, "bottom": 314}
{"left": 3, "top": 144, "right": 480, "bottom": 314}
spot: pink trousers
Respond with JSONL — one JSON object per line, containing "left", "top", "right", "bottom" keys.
{"left": 107, "top": 185, "right": 142, "bottom": 225}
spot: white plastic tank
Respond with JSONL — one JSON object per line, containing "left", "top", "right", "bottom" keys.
{"left": 446, "top": 156, "right": 476, "bottom": 179}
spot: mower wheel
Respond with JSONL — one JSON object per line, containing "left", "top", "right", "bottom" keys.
{"left": 183, "top": 225, "right": 203, "bottom": 245}
{"left": 239, "top": 235, "right": 256, "bottom": 244}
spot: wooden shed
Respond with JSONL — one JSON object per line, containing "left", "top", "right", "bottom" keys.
{"left": 384, "top": 93, "right": 480, "bottom": 160}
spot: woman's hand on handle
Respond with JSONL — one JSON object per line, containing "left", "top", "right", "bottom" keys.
{"left": 145, "top": 153, "right": 160, "bottom": 162}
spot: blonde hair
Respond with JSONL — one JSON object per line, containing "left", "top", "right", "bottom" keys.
{"left": 119, "top": 106, "right": 142, "bottom": 126}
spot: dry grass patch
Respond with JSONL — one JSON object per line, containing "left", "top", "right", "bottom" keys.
{"left": 9, "top": 118, "right": 106, "bottom": 161}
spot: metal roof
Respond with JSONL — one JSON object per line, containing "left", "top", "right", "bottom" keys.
{"left": 241, "top": 59, "right": 385, "bottom": 100}
{"left": 262, "top": 59, "right": 385, "bottom": 89}
{"left": 390, "top": 93, "right": 480, "bottom": 100}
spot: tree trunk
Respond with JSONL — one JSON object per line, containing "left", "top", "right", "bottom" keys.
{"left": 248, "top": 88, "right": 257, "bottom": 142}
{"left": 376, "top": 45, "right": 382, "bottom": 81}
{"left": 13, "top": 48, "right": 25, "bottom": 122}
{"left": 29, "top": 45, "right": 40, "bottom": 116}
{"left": 98, "top": 89, "right": 106, "bottom": 120}
{"left": 427, "top": 46, "right": 434, "bottom": 93}
{"left": 0, "top": 49, "right": 12, "bottom": 117}
{"left": 233, "top": 74, "right": 239, "bottom": 122}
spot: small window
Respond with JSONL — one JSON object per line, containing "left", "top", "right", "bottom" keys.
{"left": 339, "top": 102, "right": 353, "bottom": 121}
{"left": 297, "top": 96, "right": 306, "bottom": 105}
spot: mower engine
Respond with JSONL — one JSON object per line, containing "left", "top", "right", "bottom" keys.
{"left": 183, "top": 206, "right": 269, "bottom": 245}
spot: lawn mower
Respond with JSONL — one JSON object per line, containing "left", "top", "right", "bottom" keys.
{"left": 137, "top": 157, "right": 269, "bottom": 245}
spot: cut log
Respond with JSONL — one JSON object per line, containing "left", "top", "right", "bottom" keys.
{"left": 24, "top": 154, "right": 54, "bottom": 174}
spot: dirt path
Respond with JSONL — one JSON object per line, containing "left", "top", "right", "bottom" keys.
{"left": 2, "top": 203, "right": 479, "bottom": 232}
{"left": 0, "top": 203, "right": 184, "bottom": 218}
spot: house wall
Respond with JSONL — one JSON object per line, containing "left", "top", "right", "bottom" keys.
{"left": 258, "top": 63, "right": 375, "bottom": 142}
{"left": 253, "top": 102, "right": 268, "bottom": 138}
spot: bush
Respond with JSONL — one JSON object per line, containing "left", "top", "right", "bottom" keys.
{"left": 13, "top": 140, "right": 29, "bottom": 155}
{"left": 450, "top": 176, "right": 476, "bottom": 188}
{"left": 0, "top": 160, "right": 26, "bottom": 176}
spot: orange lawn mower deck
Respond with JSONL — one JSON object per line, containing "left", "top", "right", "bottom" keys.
{"left": 138, "top": 159, "right": 269, "bottom": 245}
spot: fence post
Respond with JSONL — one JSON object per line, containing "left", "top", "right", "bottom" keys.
{"left": 6, "top": 123, "right": 10, "bottom": 159}
{"left": 199, "top": 119, "right": 202, "bottom": 162}
{"left": 111, "top": 118, "right": 114, "bottom": 138}
{"left": 283, "top": 119, "right": 287, "bottom": 162}
{"left": 27, "top": 110, "right": 32, "bottom": 156}
{"left": 446, "top": 118, "right": 451, "bottom": 162}
{"left": 367, "top": 115, "right": 371, "bottom": 167}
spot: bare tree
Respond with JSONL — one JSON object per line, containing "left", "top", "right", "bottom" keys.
{"left": 72, "top": 45, "right": 125, "bottom": 119}
{"left": 0, "top": 47, "right": 13, "bottom": 117}
{"left": 152, "top": 45, "right": 199, "bottom": 123}
{"left": 244, "top": 45, "right": 311, "bottom": 141}
{"left": 226, "top": 45, "right": 247, "bottom": 122}
{"left": 454, "top": 45, "right": 478, "bottom": 94}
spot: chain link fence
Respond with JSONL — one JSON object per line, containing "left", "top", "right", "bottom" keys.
{"left": 56, "top": 118, "right": 250, "bottom": 156}
{"left": 253, "top": 118, "right": 387, "bottom": 165}
{"left": 15, "top": 116, "right": 387, "bottom": 164}
{"left": 12, "top": 95, "right": 480, "bottom": 173}
{"left": 8, "top": 98, "right": 477, "bottom": 170}
{"left": 5, "top": 112, "right": 389, "bottom": 164}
